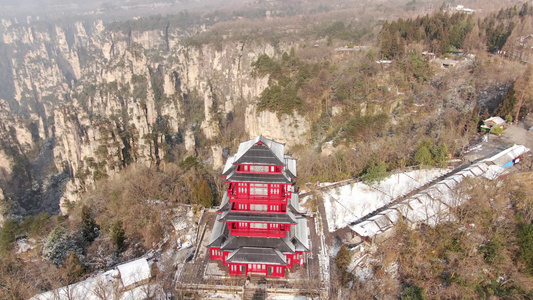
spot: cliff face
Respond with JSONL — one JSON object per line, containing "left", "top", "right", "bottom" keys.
{"left": 0, "top": 18, "right": 309, "bottom": 216}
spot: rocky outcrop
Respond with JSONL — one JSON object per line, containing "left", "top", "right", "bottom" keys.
{"left": 245, "top": 105, "right": 309, "bottom": 147}
{"left": 0, "top": 18, "right": 312, "bottom": 216}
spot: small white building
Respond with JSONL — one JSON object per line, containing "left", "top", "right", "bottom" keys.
{"left": 482, "top": 116, "right": 507, "bottom": 131}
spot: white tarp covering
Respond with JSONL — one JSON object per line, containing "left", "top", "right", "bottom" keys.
{"left": 319, "top": 168, "right": 450, "bottom": 231}
{"left": 368, "top": 214, "right": 393, "bottom": 230}
{"left": 117, "top": 258, "right": 151, "bottom": 288}
{"left": 31, "top": 270, "right": 119, "bottom": 300}
{"left": 484, "top": 144, "right": 530, "bottom": 166}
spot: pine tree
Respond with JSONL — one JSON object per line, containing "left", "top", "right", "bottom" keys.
{"left": 0, "top": 219, "right": 19, "bottom": 254}
{"left": 80, "top": 205, "right": 99, "bottom": 244}
{"left": 193, "top": 176, "right": 214, "bottom": 208}
{"left": 414, "top": 140, "right": 434, "bottom": 166}
{"left": 110, "top": 221, "right": 126, "bottom": 253}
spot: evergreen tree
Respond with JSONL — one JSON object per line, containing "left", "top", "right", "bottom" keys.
{"left": 110, "top": 221, "right": 126, "bottom": 253}
{"left": 414, "top": 140, "right": 434, "bottom": 166}
{"left": 0, "top": 219, "right": 19, "bottom": 254}
{"left": 496, "top": 83, "right": 517, "bottom": 117}
{"left": 80, "top": 205, "right": 99, "bottom": 244}
{"left": 63, "top": 251, "right": 85, "bottom": 283}
{"left": 335, "top": 245, "right": 353, "bottom": 286}
{"left": 362, "top": 161, "right": 390, "bottom": 185}
{"left": 192, "top": 176, "right": 214, "bottom": 208}
{"left": 43, "top": 226, "right": 78, "bottom": 266}
{"left": 430, "top": 142, "right": 449, "bottom": 166}
{"left": 518, "top": 222, "right": 533, "bottom": 275}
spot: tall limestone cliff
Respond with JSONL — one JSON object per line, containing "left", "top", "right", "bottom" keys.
{"left": 0, "top": 17, "right": 310, "bottom": 216}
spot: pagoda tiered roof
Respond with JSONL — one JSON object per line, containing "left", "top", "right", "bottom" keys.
{"left": 234, "top": 135, "right": 286, "bottom": 165}
{"left": 207, "top": 215, "right": 310, "bottom": 254}
{"left": 219, "top": 210, "right": 298, "bottom": 224}
{"left": 224, "top": 171, "right": 293, "bottom": 183}
{"left": 217, "top": 191, "right": 304, "bottom": 218}
{"left": 221, "top": 136, "right": 297, "bottom": 182}
{"left": 225, "top": 247, "right": 287, "bottom": 265}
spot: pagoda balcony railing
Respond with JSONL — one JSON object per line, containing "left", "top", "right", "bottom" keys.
{"left": 228, "top": 193, "right": 288, "bottom": 202}
{"left": 230, "top": 228, "right": 288, "bottom": 238}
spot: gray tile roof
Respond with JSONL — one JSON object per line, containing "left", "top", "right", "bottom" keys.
{"left": 207, "top": 215, "right": 229, "bottom": 248}
{"left": 285, "top": 156, "right": 297, "bottom": 177}
{"left": 234, "top": 144, "right": 285, "bottom": 165}
{"left": 233, "top": 136, "right": 285, "bottom": 165}
{"left": 219, "top": 210, "right": 298, "bottom": 224}
{"left": 225, "top": 171, "right": 293, "bottom": 183}
{"left": 287, "top": 217, "right": 310, "bottom": 252}
{"left": 222, "top": 156, "right": 235, "bottom": 176}
{"left": 288, "top": 193, "right": 303, "bottom": 216}
{"left": 218, "top": 191, "right": 230, "bottom": 212}
{"left": 225, "top": 247, "right": 287, "bottom": 265}
{"left": 221, "top": 236, "right": 295, "bottom": 253}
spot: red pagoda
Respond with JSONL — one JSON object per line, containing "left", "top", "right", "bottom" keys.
{"left": 207, "top": 135, "right": 309, "bottom": 277}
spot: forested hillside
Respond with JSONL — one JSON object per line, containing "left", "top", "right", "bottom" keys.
{"left": 0, "top": 0, "right": 532, "bottom": 298}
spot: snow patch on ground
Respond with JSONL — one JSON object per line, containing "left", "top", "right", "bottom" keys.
{"left": 16, "top": 238, "right": 36, "bottom": 253}
{"left": 266, "top": 295, "right": 316, "bottom": 300}
{"left": 320, "top": 169, "right": 449, "bottom": 232}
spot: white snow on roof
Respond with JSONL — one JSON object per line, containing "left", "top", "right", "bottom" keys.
{"left": 234, "top": 136, "right": 285, "bottom": 164}
{"left": 348, "top": 146, "right": 530, "bottom": 238}
{"left": 286, "top": 157, "right": 297, "bottom": 177}
{"left": 382, "top": 209, "right": 400, "bottom": 223}
{"left": 469, "top": 165, "right": 484, "bottom": 176}
{"left": 222, "top": 155, "right": 235, "bottom": 174}
{"left": 484, "top": 116, "right": 506, "bottom": 125}
{"left": 295, "top": 218, "right": 310, "bottom": 250}
{"left": 368, "top": 214, "right": 393, "bottom": 230}
{"left": 31, "top": 270, "right": 118, "bottom": 300}
{"left": 433, "top": 183, "right": 464, "bottom": 207}
{"left": 326, "top": 146, "right": 531, "bottom": 239}
{"left": 402, "top": 195, "right": 450, "bottom": 226}
{"left": 351, "top": 220, "right": 380, "bottom": 238}
{"left": 117, "top": 258, "right": 151, "bottom": 288}
{"left": 483, "top": 164, "right": 506, "bottom": 180}
{"left": 483, "top": 144, "right": 530, "bottom": 167}
{"left": 318, "top": 168, "right": 450, "bottom": 232}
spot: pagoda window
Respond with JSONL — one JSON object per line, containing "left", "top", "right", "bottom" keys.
{"left": 270, "top": 184, "right": 280, "bottom": 196}
{"left": 250, "top": 204, "right": 267, "bottom": 211}
{"left": 250, "top": 183, "right": 268, "bottom": 195}
{"left": 238, "top": 183, "right": 248, "bottom": 195}
{"left": 270, "top": 223, "right": 279, "bottom": 229}
{"left": 250, "top": 165, "right": 269, "bottom": 172}
{"left": 244, "top": 165, "right": 248, "bottom": 171}
{"left": 250, "top": 223, "right": 267, "bottom": 229}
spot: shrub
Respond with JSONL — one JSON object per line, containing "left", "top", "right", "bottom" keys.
{"left": 401, "top": 285, "right": 426, "bottom": 300}
{"left": 0, "top": 219, "right": 19, "bottom": 254}
{"left": 362, "top": 161, "right": 389, "bottom": 185}
{"left": 42, "top": 226, "right": 79, "bottom": 266}
{"left": 110, "top": 221, "right": 126, "bottom": 253}
{"left": 518, "top": 222, "right": 533, "bottom": 275}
